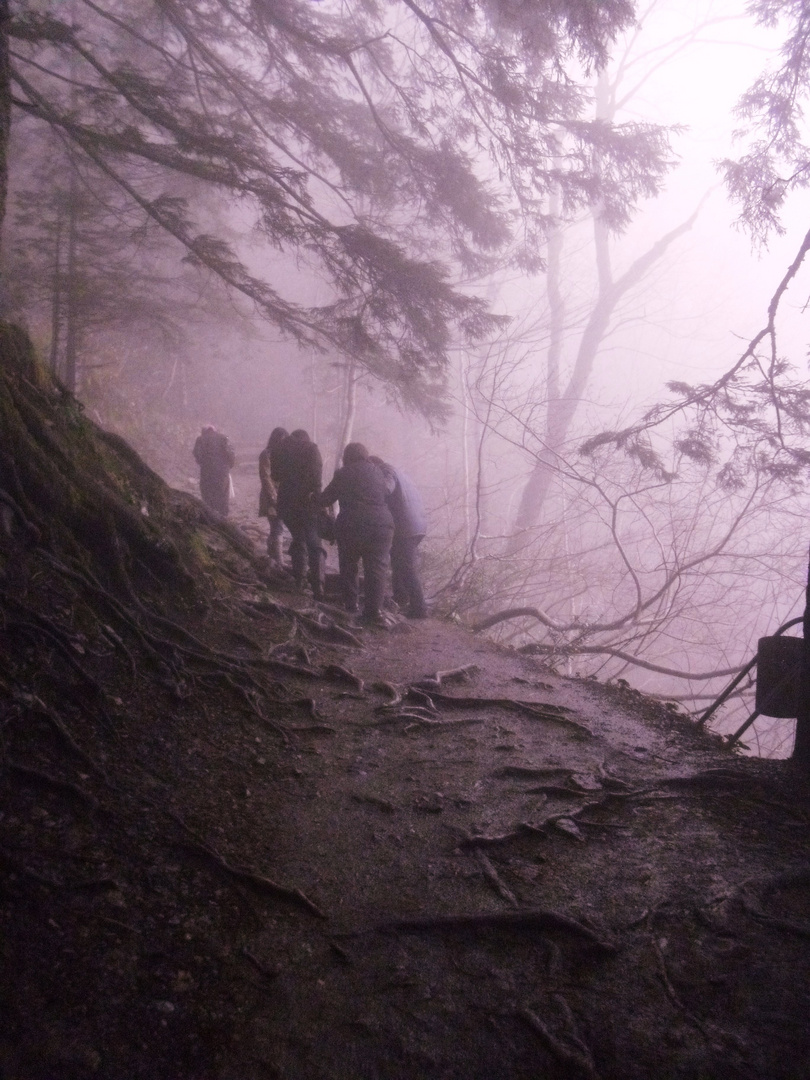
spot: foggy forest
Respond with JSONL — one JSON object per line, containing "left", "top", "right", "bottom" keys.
{"left": 5, "top": 0, "right": 810, "bottom": 757}
{"left": 8, "top": 3, "right": 810, "bottom": 1078}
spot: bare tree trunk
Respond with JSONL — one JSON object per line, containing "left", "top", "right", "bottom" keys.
{"left": 334, "top": 359, "right": 357, "bottom": 471}
{"left": 49, "top": 216, "right": 63, "bottom": 371}
{"left": 506, "top": 184, "right": 564, "bottom": 553}
{"left": 64, "top": 184, "right": 79, "bottom": 393}
{"left": 459, "top": 351, "right": 471, "bottom": 545}
{"left": 506, "top": 70, "right": 704, "bottom": 554}
{"left": 793, "top": 548, "right": 810, "bottom": 768}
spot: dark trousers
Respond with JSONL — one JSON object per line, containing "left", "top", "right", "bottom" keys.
{"left": 200, "top": 473, "right": 229, "bottom": 516}
{"left": 266, "top": 514, "right": 285, "bottom": 564}
{"left": 281, "top": 508, "right": 324, "bottom": 598}
{"left": 391, "top": 533, "right": 425, "bottom": 616}
{"left": 337, "top": 527, "right": 393, "bottom": 617}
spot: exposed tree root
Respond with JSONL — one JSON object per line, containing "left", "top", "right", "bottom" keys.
{"left": 8, "top": 762, "right": 99, "bottom": 811}
{"left": 739, "top": 876, "right": 810, "bottom": 939}
{"left": 405, "top": 687, "right": 439, "bottom": 712}
{"left": 352, "top": 793, "right": 398, "bottom": 813}
{"left": 373, "top": 909, "right": 617, "bottom": 952}
{"left": 372, "top": 681, "right": 403, "bottom": 708}
{"left": 241, "top": 947, "right": 280, "bottom": 981}
{"left": 0, "top": 484, "right": 41, "bottom": 542}
{"left": 494, "top": 766, "right": 576, "bottom": 780}
{"left": 297, "top": 613, "right": 363, "bottom": 648}
{"left": 322, "top": 664, "right": 364, "bottom": 691}
{"left": 476, "top": 850, "right": 518, "bottom": 906}
{"left": 416, "top": 663, "right": 480, "bottom": 690}
{"left": 12, "top": 691, "right": 108, "bottom": 779}
{"left": 414, "top": 690, "right": 590, "bottom": 731}
{"left": 168, "top": 827, "right": 326, "bottom": 919}
{"left": 458, "top": 823, "right": 547, "bottom": 850}
{"left": 519, "top": 1004, "right": 600, "bottom": 1080}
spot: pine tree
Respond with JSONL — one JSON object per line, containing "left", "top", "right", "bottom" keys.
{"left": 5, "top": 0, "right": 671, "bottom": 414}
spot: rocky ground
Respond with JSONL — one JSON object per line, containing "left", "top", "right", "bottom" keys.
{"left": 2, "top": 332, "right": 810, "bottom": 1079}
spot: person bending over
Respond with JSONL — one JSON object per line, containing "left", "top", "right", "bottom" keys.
{"left": 320, "top": 442, "right": 394, "bottom": 626}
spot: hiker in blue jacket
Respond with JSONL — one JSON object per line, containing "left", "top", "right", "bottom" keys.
{"left": 369, "top": 456, "right": 427, "bottom": 619}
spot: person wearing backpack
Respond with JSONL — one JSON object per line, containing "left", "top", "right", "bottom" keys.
{"left": 275, "top": 429, "right": 325, "bottom": 600}
{"left": 258, "top": 427, "right": 288, "bottom": 565}
{"left": 320, "top": 443, "right": 394, "bottom": 627}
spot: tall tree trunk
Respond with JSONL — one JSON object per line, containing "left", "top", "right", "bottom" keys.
{"left": 793, "top": 549, "right": 810, "bottom": 769}
{"left": 64, "top": 186, "right": 79, "bottom": 393}
{"left": 334, "top": 359, "right": 357, "bottom": 472}
{"left": 49, "top": 216, "right": 63, "bottom": 371}
{"left": 507, "top": 202, "right": 704, "bottom": 553}
{"left": 506, "top": 183, "right": 564, "bottom": 554}
{"left": 506, "top": 69, "right": 704, "bottom": 555}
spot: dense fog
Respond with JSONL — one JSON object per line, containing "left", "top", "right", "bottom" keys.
{"left": 6, "top": 0, "right": 810, "bottom": 755}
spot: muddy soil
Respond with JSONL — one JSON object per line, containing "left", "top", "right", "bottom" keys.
{"left": 2, "top": 447, "right": 810, "bottom": 1080}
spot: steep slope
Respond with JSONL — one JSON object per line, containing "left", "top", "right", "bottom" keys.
{"left": 1, "top": 323, "right": 809, "bottom": 1079}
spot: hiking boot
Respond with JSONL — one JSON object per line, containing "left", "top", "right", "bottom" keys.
{"left": 360, "top": 612, "right": 389, "bottom": 630}
{"left": 406, "top": 607, "right": 428, "bottom": 619}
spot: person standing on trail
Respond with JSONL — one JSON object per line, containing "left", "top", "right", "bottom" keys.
{"left": 258, "top": 427, "right": 288, "bottom": 566}
{"left": 275, "top": 429, "right": 325, "bottom": 600}
{"left": 193, "top": 425, "right": 236, "bottom": 517}
{"left": 320, "top": 442, "right": 394, "bottom": 627}
{"left": 369, "top": 456, "right": 428, "bottom": 619}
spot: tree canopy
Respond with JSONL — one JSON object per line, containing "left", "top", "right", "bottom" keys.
{"left": 6, "top": 0, "right": 672, "bottom": 415}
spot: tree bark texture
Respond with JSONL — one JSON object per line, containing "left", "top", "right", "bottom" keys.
{"left": 793, "top": 548, "right": 810, "bottom": 767}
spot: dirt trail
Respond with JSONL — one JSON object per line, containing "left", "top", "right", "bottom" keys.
{"left": 3, "top": 422, "right": 810, "bottom": 1080}
{"left": 173, "top": 581, "right": 810, "bottom": 1080}
{"left": 146, "top": 464, "right": 810, "bottom": 1080}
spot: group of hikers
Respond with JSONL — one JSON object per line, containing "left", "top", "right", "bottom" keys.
{"left": 193, "top": 425, "right": 427, "bottom": 627}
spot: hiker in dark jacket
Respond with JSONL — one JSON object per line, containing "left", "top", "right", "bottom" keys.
{"left": 258, "top": 427, "right": 288, "bottom": 565}
{"left": 369, "top": 456, "right": 427, "bottom": 618}
{"left": 320, "top": 442, "right": 394, "bottom": 625}
{"left": 193, "top": 425, "right": 236, "bottom": 516}
{"left": 275, "top": 429, "right": 325, "bottom": 599}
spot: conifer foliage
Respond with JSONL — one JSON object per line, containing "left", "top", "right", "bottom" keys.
{"left": 6, "top": 0, "right": 670, "bottom": 414}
